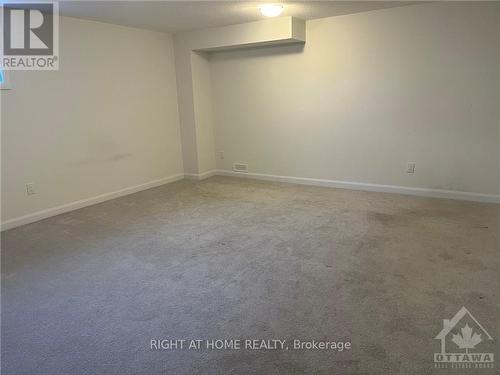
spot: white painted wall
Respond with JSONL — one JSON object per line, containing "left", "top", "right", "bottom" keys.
{"left": 1, "top": 16, "right": 183, "bottom": 222}
{"left": 173, "top": 42, "right": 199, "bottom": 175}
{"left": 191, "top": 52, "right": 217, "bottom": 174}
{"left": 2, "top": 3, "right": 498, "bottom": 229}
{"left": 210, "top": 2, "right": 500, "bottom": 195}
{"left": 173, "top": 17, "right": 305, "bottom": 176}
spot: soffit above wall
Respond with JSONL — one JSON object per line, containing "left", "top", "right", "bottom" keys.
{"left": 57, "top": 1, "right": 419, "bottom": 34}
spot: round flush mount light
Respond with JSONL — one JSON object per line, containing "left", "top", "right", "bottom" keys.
{"left": 259, "top": 4, "right": 284, "bottom": 18}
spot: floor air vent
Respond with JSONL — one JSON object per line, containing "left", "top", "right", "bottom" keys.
{"left": 233, "top": 163, "right": 248, "bottom": 173}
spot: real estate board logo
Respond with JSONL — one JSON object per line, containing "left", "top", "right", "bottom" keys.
{"left": 434, "top": 306, "right": 495, "bottom": 369}
{"left": 1, "top": 1, "right": 59, "bottom": 70}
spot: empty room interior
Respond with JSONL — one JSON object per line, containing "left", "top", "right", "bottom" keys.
{"left": 1, "top": 1, "right": 499, "bottom": 374}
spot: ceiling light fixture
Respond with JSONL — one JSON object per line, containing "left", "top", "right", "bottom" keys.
{"left": 259, "top": 4, "right": 284, "bottom": 18}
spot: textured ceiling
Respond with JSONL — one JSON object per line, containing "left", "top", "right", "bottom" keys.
{"left": 57, "top": 1, "right": 419, "bottom": 33}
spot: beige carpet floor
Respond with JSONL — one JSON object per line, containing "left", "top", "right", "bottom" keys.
{"left": 2, "top": 176, "right": 499, "bottom": 374}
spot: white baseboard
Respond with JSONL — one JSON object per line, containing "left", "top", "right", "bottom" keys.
{"left": 184, "top": 170, "right": 217, "bottom": 181}
{"left": 0, "top": 173, "right": 185, "bottom": 231}
{"left": 215, "top": 170, "right": 500, "bottom": 204}
{"left": 3, "top": 169, "right": 497, "bottom": 231}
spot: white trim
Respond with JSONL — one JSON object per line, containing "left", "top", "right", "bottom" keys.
{"left": 0, "top": 173, "right": 185, "bottom": 231}
{"left": 184, "top": 170, "right": 216, "bottom": 181}
{"left": 215, "top": 170, "right": 500, "bottom": 204}
{"left": 3, "top": 169, "right": 497, "bottom": 231}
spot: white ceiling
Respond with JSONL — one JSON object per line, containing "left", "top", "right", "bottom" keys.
{"left": 57, "top": 1, "right": 419, "bottom": 34}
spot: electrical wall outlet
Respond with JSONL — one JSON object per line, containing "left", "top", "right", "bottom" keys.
{"left": 217, "top": 151, "right": 224, "bottom": 160}
{"left": 26, "top": 183, "right": 36, "bottom": 195}
{"left": 406, "top": 162, "right": 416, "bottom": 174}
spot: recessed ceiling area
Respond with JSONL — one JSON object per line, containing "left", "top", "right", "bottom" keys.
{"left": 59, "top": 1, "right": 419, "bottom": 33}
